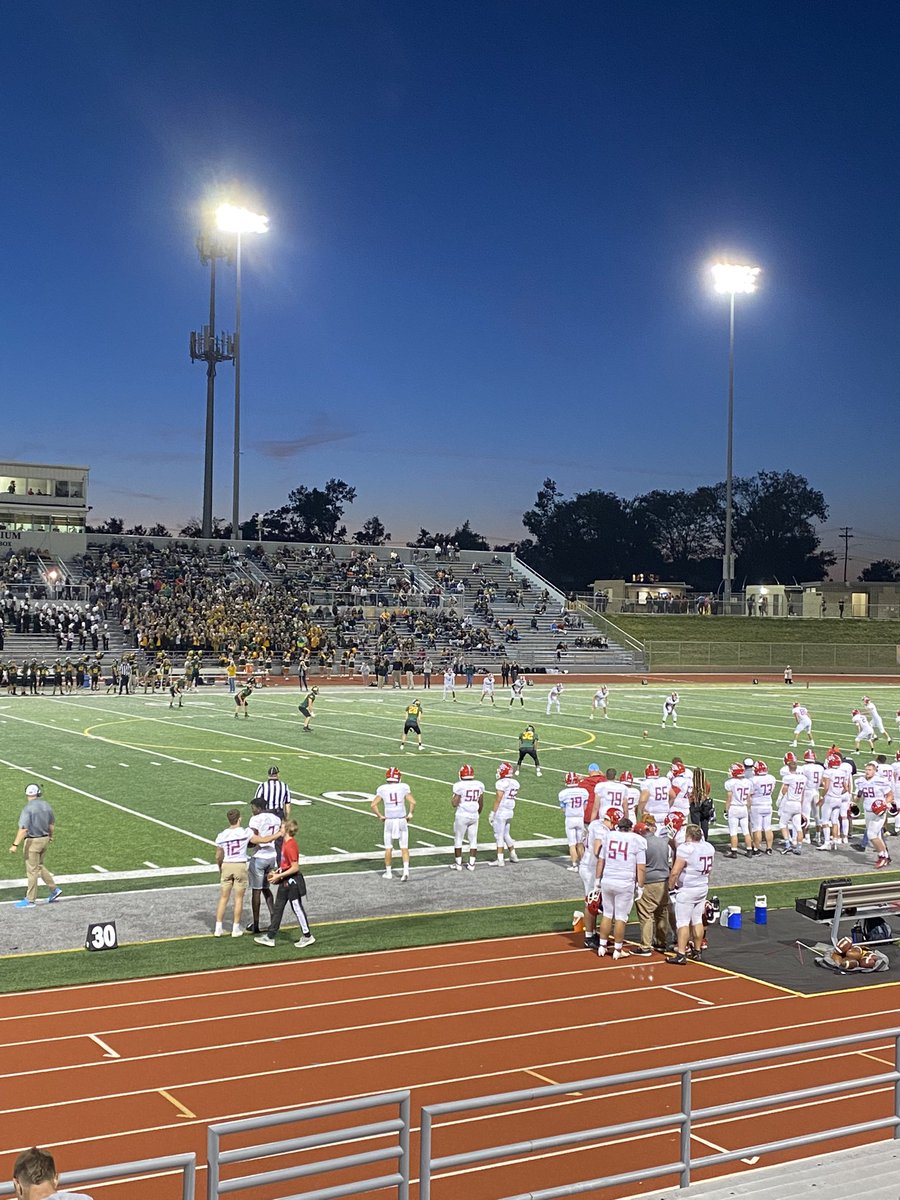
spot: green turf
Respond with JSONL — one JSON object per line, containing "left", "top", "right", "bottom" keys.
{"left": 610, "top": 614, "right": 900, "bottom": 646}
{"left": 1, "top": 683, "right": 897, "bottom": 894}
{"left": 2, "top": 870, "right": 895, "bottom": 994}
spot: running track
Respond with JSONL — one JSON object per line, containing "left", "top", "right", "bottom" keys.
{"left": 3, "top": 932, "right": 900, "bottom": 1200}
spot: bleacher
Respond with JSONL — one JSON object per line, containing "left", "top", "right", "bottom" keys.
{"left": 0, "top": 537, "right": 638, "bottom": 678}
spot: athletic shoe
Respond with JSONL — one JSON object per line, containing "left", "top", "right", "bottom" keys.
{"left": 597, "top": 945, "right": 608, "bottom": 958}
{"left": 246, "top": 923, "right": 260, "bottom": 933}
{"left": 780, "top": 845, "right": 794, "bottom": 855}
{"left": 254, "top": 934, "right": 276, "bottom": 947}
{"left": 13, "top": 899, "right": 35, "bottom": 909}
{"left": 399, "top": 744, "right": 405, "bottom": 750}
{"left": 612, "top": 948, "right": 631, "bottom": 960}
{"left": 817, "top": 843, "right": 832, "bottom": 851}
{"left": 688, "top": 947, "right": 702, "bottom": 961}
{"left": 418, "top": 744, "right": 424, "bottom": 750}
{"left": 466, "top": 862, "right": 476, "bottom": 872}
{"left": 567, "top": 863, "right": 579, "bottom": 871}
{"left": 727, "top": 850, "right": 737, "bottom": 859}
{"left": 214, "top": 928, "right": 224, "bottom": 937}
{"left": 792, "top": 847, "right": 802, "bottom": 855}
{"left": 295, "top": 934, "right": 316, "bottom": 948}
{"left": 450, "top": 863, "right": 462, "bottom": 871}
{"left": 584, "top": 934, "right": 600, "bottom": 949}
{"left": 382, "top": 870, "right": 392, "bottom": 879}
{"left": 48, "top": 887, "right": 62, "bottom": 903}
{"left": 231, "top": 928, "right": 243, "bottom": 938}
{"left": 764, "top": 848, "right": 773, "bottom": 855}
{"left": 513, "top": 769, "right": 519, "bottom": 777}
{"left": 509, "top": 850, "right": 519, "bottom": 862}
{"left": 400, "top": 872, "right": 409, "bottom": 882}
{"left": 744, "top": 849, "right": 754, "bottom": 858}
{"left": 667, "top": 953, "right": 688, "bottom": 965}
{"left": 652, "top": 942, "right": 668, "bottom": 953}
{"left": 489, "top": 859, "right": 504, "bottom": 866}
{"left": 536, "top": 768, "right": 542, "bottom": 777}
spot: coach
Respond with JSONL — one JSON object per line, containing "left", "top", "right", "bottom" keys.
{"left": 633, "top": 815, "right": 671, "bottom": 952}
{"left": 9, "top": 784, "right": 62, "bottom": 908}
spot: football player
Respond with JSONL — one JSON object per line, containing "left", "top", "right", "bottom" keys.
{"left": 450, "top": 764, "right": 484, "bottom": 871}
{"left": 489, "top": 762, "right": 519, "bottom": 866}
{"left": 855, "top": 762, "right": 893, "bottom": 869}
{"left": 661, "top": 691, "right": 679, "bottom": 728}
{"left": 864, "top": 696, "right": 892, "bottom": 745}
{"left": 298, "top": 686, "right": 318, "bottom": 732}
{"left": 515, "top": 725, "right": 542, "bottom": 777}
{"left": 559, "top": 771, "right": 589, "bottom": 869}
{"left": 724, "top": 763, "right": 753, "bottom": 858}
{"left": 480, "top": 673, "right": 496, "bottom": 706}
{"left": 639, "top": 763, "right": 672, "bottom": 826}
{"left": 590, "top": 685, "right": 609, "bottom": 720}
{"left": 819, "top": 749, "right": 851, "bottom": 849}
{"left": 851, "top": 709, "right": 876, "bottom": 753}
{"left": 749, "top": 760, "right": 777, "bottom": 855}
{"left": 594, "top": 817, "right": 646, "bottom": 960}
{"left": 546, "top": 682, "right": 563, "bottom": 715}
{"left": 372, "top": 767, "right": 416, "bottom": 881}
{"left": 667, "top": 823, "right": 715, "bottom": 966}
{"left": 778, "top": 753, "right": 806, "bottom": 854}
{"left": 790, "top": 702, "right": 814, "bottom": 748}
{"left": 508, "top": 675, "right": 526, "bottom": 707}
{"left": 400, "top": 698, "right": 424, "bottom": 750}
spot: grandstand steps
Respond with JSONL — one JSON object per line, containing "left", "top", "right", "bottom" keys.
{"left": 645, "top": 1138, "right": 900, "bottom": 1200}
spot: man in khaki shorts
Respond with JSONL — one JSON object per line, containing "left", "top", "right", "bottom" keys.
{"left": 9, "top": 784, "right": 62, "bottom": 908}
{"left": 214, "top": 808, "right": 251, "bottom": 937}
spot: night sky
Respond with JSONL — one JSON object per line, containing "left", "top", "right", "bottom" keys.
{"left": 2, "top": 1, "right": 899, "bottom": 574}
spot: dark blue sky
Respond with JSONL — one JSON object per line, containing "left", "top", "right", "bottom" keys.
{"left": 3, "top": 1, "right": 898, "bottom": 572}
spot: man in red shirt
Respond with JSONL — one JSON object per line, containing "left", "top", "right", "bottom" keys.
{"left": 253, "top": 820, "right": 315, "bottom": 950}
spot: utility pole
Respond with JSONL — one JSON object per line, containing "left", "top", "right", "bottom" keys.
{"left": 838, "top": 526, "right": 854, "bottom": 585}
{"left": 190, "top": 234, "right": 234, "bottom": 539}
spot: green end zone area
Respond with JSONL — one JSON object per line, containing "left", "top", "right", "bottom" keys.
{"left": 3, "top": 870, "right": 898, "bottom": 994}
{"left": 0, "top": 682, "right": 896, "bottom": 895}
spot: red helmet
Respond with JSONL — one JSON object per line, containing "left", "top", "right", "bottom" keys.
{"left": 872, "top": 799, "right": 888, "bottom": 816}
{"left": 633, "top": 821, "right": 649, "bottom": 836}
{"left": 645, "top": 763, "right": 660, "bottom": 778}
{"left": 783, "top": 752, "right": 797, "bottom": 766}
{"left": 895, "top": 750, "right": 900, "bottom": 762}
{"left": 792, "top": 701, "right": 800, "bottom": 709}
{"left": 496, "top": 761, "right": 513, "bottom": 779}
{"left": 666, "top": 811, "right": 686, "bottom": 832}
{"left": 565, "top": 770, "right": 579, "bottom": 785}
{"left": 458, "top": 763, "right": 474, "bottom": 780}
{"left": 619, "top": 770, "right": 633, "bottom": 785}
{"left": 851, "top": 709, "right": 860, "bottom": 717}
{"left": 803, "top": 749, "right": 817, "bottom": 763}
{"left": 826, "top": 750, "right": 842, "bottom": 768}
{"left": 729, "top": 763, "right": 744, "bottom": 779}
{"left": 386, "top": 766, "right": 401, "bottom": 782}
{"left": 753, "top": 760, "right": 768, "bottom": 776}
{"left": 671, "top": 761, "right": 686, "bottom": 777}
{"left": 604, "top": 806, "right": 623, "bottom": 826}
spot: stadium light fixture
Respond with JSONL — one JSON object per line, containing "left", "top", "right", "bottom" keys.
{"left": 711, "top": 259, "right": 761, "bottom": 612}
{"left": 215, "top": 204, "right": 270, "bottom": 541}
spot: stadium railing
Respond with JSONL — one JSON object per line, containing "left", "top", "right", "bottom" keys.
{"left": 645, "top": 640, "right": 900, "bottom": 673}
{"left": 206, "top": 1090, "right": 410, "bottom": 1200}
{"left": 0, "top": 1153, "right": 196, "bottom": 1200}
{"left": 418, "top": 1026, "right": 900, "bottom": 1199}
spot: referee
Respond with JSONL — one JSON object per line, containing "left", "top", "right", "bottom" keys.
{"left": 255, "top": 766, "right": 292, "bottom": 860}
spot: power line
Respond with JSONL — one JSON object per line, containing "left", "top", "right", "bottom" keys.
{"left": 838, "top": 526, "right": 854, "bottom": 584}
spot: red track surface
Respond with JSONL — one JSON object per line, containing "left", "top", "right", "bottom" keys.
{"left": 4, "top": 934, "right": 900, "bottom": 1200}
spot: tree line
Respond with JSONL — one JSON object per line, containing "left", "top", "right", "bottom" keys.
{"left": 88, "top": 469, "right": 893, "bottom": 590}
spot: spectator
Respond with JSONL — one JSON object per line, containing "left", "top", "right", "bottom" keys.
{"left": 253, "top": 820, "right": 316, "bottom": 949}
{"left": 213, "top": 808, "right": 250, "bottom": 937}
{"left": 9, "top": 784, "right": 62, "bottom": 908}
{"left": 633, "top": 815, "right": 671, "bottom": 952}
{"left": 12, "top": 1146, "right": 92, "bottom": 1200}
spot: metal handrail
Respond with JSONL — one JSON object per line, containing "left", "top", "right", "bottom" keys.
{"left": 207, "top": 1090, "right": 409, "bottom": 1200}
{"left": 0, "top": 1153, "right": 196, "bottom": 1200}
{"left": 419, "top": 1026, "right": 900, "bottom": 1200}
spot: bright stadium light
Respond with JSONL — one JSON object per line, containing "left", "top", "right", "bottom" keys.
{"left": 712, "top": 261, "right": 760, "bottom": 295}
{"left": 215, "top": 203, "right": 270, "bottom": 540}
{"left": 215, "top": 204, "right": 269, "bottom": 236}
{"left": 710, "top": 259, "right": 761, "bottom": 611}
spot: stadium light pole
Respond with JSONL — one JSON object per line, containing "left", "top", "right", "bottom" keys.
{"left": 711, "top": 261, "right": 760, "bottom": 612}
{"left": 215, "top": 203, "right": 269, "bottom": 542}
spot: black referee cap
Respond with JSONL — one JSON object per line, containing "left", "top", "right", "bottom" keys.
{"left": 267, "top": 766, "right": 280, "bottom": 777}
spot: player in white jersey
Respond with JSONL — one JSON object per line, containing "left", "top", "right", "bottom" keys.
{"left": 372, "top": 766, "right": 416, "bottom": 881}
{"left": 559, "top": 772, "right": 589, "bottom": 869}
{"left": 619, "top": 770, "right": 642, "bottom": 820}
{"left": 851, "top": 709, "right": 876, "bottom": 753}
{"left": 593, "top": 768, "right": 630, "bottom": 821}
{"left": 668, "top": 760, "right": 691, "bottom": 819}
{"left": 667, "top": 824, "right": 714, "bottom": 965}
{"left": 800, "top": 749, "right": 824, "bottom": 844}
{"left": 489, "top": 762, "right": 519, "bottom": 866}
{"left": 790, "top": 702, "right": 814, "bottom": 747}
{"left": 856, "top": 762, "right": 893, "bottom": 868}
{"left": 778, "top": 754, "right": 806, "bottom": 854}
{"left": 863, "top": 696, "right": 892, "bottom": 745}
{"left": 480, "top": 673, "right": 496, "bottom": 705}
{"left": 214, "top": 808, "right": 252, "bottom": 937}
{"left": 442, "top": 668, "right": 458, "bottom": 702}
{"left": 590, "top": 686, "right": 609, "bottom": 720}
{"left": 891, "top": 751, "right": 900, "bottom": 836}
{"left": 546, "top": 683, "right": 563, "bottom": 714}
{"left": 818, "top": 749, "right": 851, "bottom": 849}
{"left": 450, "top": 764, "right": 484, "bottom": 871}
{"left": 723, "top": 763, "right": 754, "bottom": 858}
{"left": 579, "top": 807, "right": 618, "bottom": 948}
{"left": 508, "top": 676, "right": 526, "bottom": 707}
{"left": 661, "top": 692, "right": 679, "bottom": 728}
{"left": 639, "top": 763, "right": 673, "bottom": 826}
{"left": 749, "top": 760, "right": 777, "bottom": 855}
{"left": 594, "top": 818, "right": 646, "bottom": 959}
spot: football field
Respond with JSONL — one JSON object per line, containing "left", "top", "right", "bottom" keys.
{"left": 0, "top": 679, "right": 897, "bottom": 895}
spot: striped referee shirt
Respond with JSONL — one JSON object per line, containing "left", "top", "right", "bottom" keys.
{"left": 254, "top": 777, "right": 291, "bottom": 818}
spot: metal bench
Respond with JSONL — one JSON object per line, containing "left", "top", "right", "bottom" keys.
{"left": 796, "top": 876, "right": 900, "bottom": 947}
